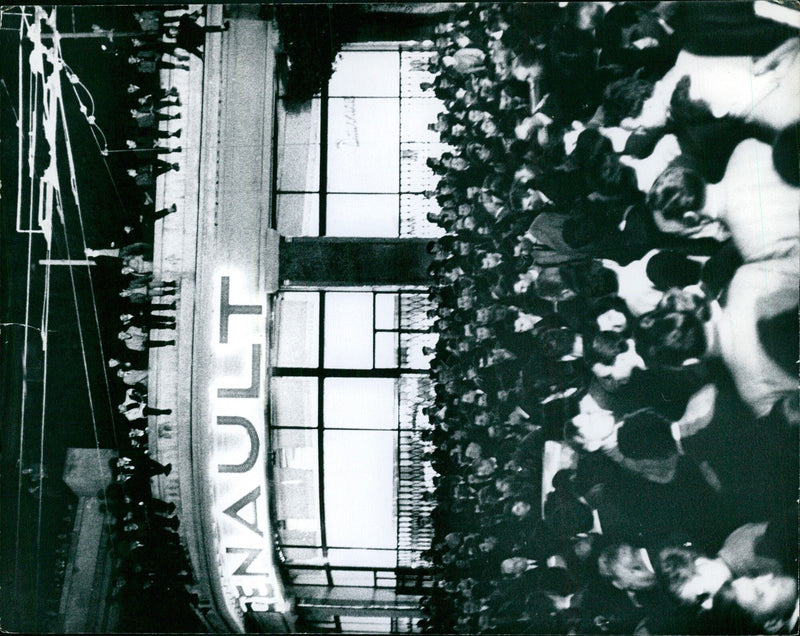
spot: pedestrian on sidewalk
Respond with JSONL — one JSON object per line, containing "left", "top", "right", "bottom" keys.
{"left": 138, "top": 203, "right": 178, "bottom": 225}
{"left": 120, "top": 311, "right": 176, "bottom": 330}
{"left": 130, "top": 105, "right": 180, "bottom": 129}
{"left": 175, "top": 13, "right": 230, "bottom": 60}
{"left": 132, "top": 36, "right": 190, "bottom": 62}
{"left": 117, "top": 367, "right": 149, "bottom": 387}
{"left": 128, "top": 84, "right": 179, "bottom": 101}
{"left": 118, "top": 325, "right": 175, "bottom": 351}
{"left": 127, "top": 54, "right": 189, "bottom": 75}
{"left": 126, "top": 162, "right": 179, "bottom": 188}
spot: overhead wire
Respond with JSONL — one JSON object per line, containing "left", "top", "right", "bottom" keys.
{"left": 33, "top": 222, "right": 53, "bottom": 625}
{"left": 12, "top": 9, "right": 37, "bottom": 615}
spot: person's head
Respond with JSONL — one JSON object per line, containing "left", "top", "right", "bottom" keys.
{"left": 534, "top": 266, "right": 577, "bottom": 303}
{"left": 658, "top": 545, "right": 732, "bottom": 610}
{"left": 538, "top": 326, "right": 581, "bottom": 361}
{"left": 587, "top": 295, "right": 633, "bottom": 335}
{"left": 636, "top": 306, "right": 707, "bottom": 368}
{"left": 645, "top": 250, "right": 703, "bottom": 291}
{"left": 501, "top": 556, "right": 533, "bottom": 576}
{"left": 772, "top": 122, "right": 800, "bottom": 187}
{"left": 510, "top": 50, "right": 544, "bottom": 83}
{"left": 562, "top": 260, "right": 619, "bottom": 300}
{"left": 616, "top": 409, "right": 680, "bottom": 483}
{"left": 465, "top": 141, "right": 491, "bottom": 164}
{"left": 669, "top": 75, "right": 715, "bottom": 125}
{"left": 602, "top": 77, "right": 655, "bottom": 127}
{"left": 443, "top": 154, "right": 470, "bottom": 172}
{"left": 569, "top": 408, "right": 616, "bottom": 452}
{"left": 571, "top": 532, "right": 600, "bottom": 561}
{"left": 713, "top": 574, "right": 798, "bottom": 633}
{"left": 538, "top": 566, "right": 579, "bottom": 610}
{"left": 509, "top": 180, "right": 548, "bottom": 213}
{"left": 618, "top": 408, "right": 675, "bottom": 456}
{"left": 544, "top": 490, "right": 594, "bottom": 539}
{"left": 569, "top": 128, "right": 613, "bottom": 170}
{"left": 598, "top": 543, "right": 657, "bottom": 591}
{"left": 647, "top": 163, "right": 729, "bottom": 240}
{"left": 585, "top": 331, "right": 645, "bottom": 392}
{"left": 565, "top": 1, "right": 606, "bottom": 32}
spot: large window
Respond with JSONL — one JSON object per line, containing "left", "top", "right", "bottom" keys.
{"left": 270, "top": 290, "right": 435, "bottom": 588}
{"left": 274, "top": 48, "right": 448, "bottom": 238}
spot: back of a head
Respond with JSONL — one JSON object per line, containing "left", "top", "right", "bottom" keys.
{"left": 586, "top": 294, "right": 633, "bottom": 336}
{"left": 544, "top": 490, "right": 594, "bottom": 538}
{"left": 636, "top": 306, "right": 707, "bottom": 368}
{"left": 669, "top": 75, "right": 715, "bottom": 126}
{"left": 617, "top": 408, "right": 677, "bottom": 460}
{"left": 596, "top": 3, "right": 641, "bottom": 49}
{"left": 602, "top": 76, "right": 655, "bottom": 126}
{"left": 646, "top": 161, "right": 707, "bottom": 222}
{"left": 772, "top": 122, "right": 800, "bottom": 188}
{"left": 584, "top": 329, "right": 629, "bottom": 367}
{"left": 538, "top": 326, "right": 578, "bottom": 361}
{"left": 656, "top": 545, "right": 700, "bottom": 599}
{"left": 645, "top": 250, "right": 703, "bottom": 291}
{"left": 563, "top": 259, "right": 619, "bottom": 299}
{"left": 592, "top": 151, "right": 639, "bottom": 196}
{"left": 571, "top": 128, "right": 614, "bottom": 169}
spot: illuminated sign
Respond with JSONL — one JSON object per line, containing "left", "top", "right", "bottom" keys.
{"left": 210, "top": 273, "right": 287, "bottom": 621}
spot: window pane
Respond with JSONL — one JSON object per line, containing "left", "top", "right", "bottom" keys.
{"left": 328, "top": 98, "right": 399, "bottom": 193}
{"left": 324, "top": 378, "right": 397, "bottom": 429}
{"left": 271, "top": 377, "right": 318, "bottom": 429}
{"left": 272, "top": 429, "right": 320, "bottom": 542}
{"left": 400, "top": 332, "right": 437, "bottom": 370}
{"left": 278, "top": 144, "right": 320, "bottom": 192}
{"left": 400, "top": 98, "right": 445, "bottom": 145}
{"left": 375, "top": 573, "right": 397, "bottom": 588}
{"left": 324, "top": 292, "right": 373, "bottom": 369}
{"left": 324, "top": 430, "right": 398, "bottom": 549}
{"left": 277, "top": 194, "right": 319, "bottom": 237}
{"left": 289, "top": 570, "right": 329, "bottom": 586}
{"left": 340, "top": 617, "right": 392, "bottom": 633}
{"left": 332, "top": 570, "right": 376, "bottom": 587}
{"left": 400, "top": 293, "right": 435, "bottom": 331}
{"left": 277, "top": 99, "right": 320, "bottom": 191}
{"left": 329, "top": 51, "right": 400, "bottom": 97}
{"left": 283, "top": 547, "right": 325, "bottom": 564}
{"left": 278, "top": 98, "right": 321, "bottom": 144}
{"left": 326, "top": 194, "right": 399, "bottom": 237}
{"left": 401, "top": 50, "right": 437, "bottom": 98}
{"left": 400, "top": 141, "right": 449, "bottom": 193}
{"left": 328, "top": 548, "right": 396, "bottom": 568}
{"left": 375, "top": 332, "right": 399, "bottom": 369}
{"left": 276, "top": 292, "right": 319, "bottom": 367}
{"left": 400, "top": 194, "right": 445, "bottom": 238}
{"left": 375, "top": 293, "right": 398, "bottom": 330}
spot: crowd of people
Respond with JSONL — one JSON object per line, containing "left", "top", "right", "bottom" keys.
{"left": 419, "top": 3, "right": 798, "bottom": 634}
